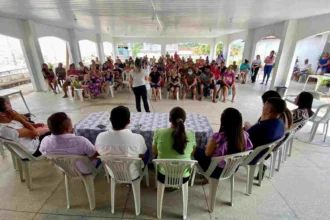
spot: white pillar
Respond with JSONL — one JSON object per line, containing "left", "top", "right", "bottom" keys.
{"left": 209, "top": 38, "right": 216, "bottom": 61}
{"left": 271, "top": 20, "right": 299, "bottom": 89}
{"left": 161, "top": 43, "right": 166, "bottom": 56}
{"left": 96, "top": 34, "right": 105, "bottom": 63}
{"left": 242, "top": 29, "right": 254, "bottom": 63}
{"left": 68, "top": 29, "right": 81, "bottom": 65}
{"left": 20, "top": 20, "right": 47, "bottom": 92}
{"left": 112, "top": 38, "right": 117, "bottom": 58}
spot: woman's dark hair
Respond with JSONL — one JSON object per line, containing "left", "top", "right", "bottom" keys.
{"left": 244, "top": 59, "right": 249, "bottom": 64}
{"left": 298, "top": 92, "right": 314, "bottom": 117}
{"left": 69, "top": 63, "right": 75, "bottom": 69}
{"left": 261, "top": 90, "right": 281, "bottom": 103}
{"left": 134, "top": 58, "right": 142, "bottom": 72}
{"left": 219, "top": 108, "right": 246, "bottom": 154}
{"left": 170, "top": 107, "right": 187, "bottom": 155}
{"left": 48, "top": 112, "right": 71, "bottom": 135}
{"left": 0, "top": 97, "right": 7, "bottom": 112}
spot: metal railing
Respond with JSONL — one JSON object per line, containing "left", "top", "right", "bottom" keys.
{"left": 0, "top": 68, "right": 29, "bottom": 78}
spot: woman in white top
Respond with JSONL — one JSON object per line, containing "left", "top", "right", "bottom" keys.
{"left": 251, "top": 55, "right": 262, "bottom": 83}
{"left": 129, "top": 58, "right": 150, "bottom": 112}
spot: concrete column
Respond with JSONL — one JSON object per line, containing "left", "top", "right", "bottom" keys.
{"left": 96, "top": 34, "right": 105, "bottom": 63}
{"left": 242, "top": 29, "right": 254, "bottom": 63}
{"left": 112, "top": 38, "right": 117, "bottom": 58}
{"left": 271, "top": 20, "right": 299, "bottom": 89}
{"left": 160, "top": 43, "right": 166, "bottom": 56}
{"left": 20, "top": 20, "right": 46, "bottom": 92}
{"left": 68, "top": 29, "right": 81, "bottom": 65}
{"left": 209, "top": 38, "right": 216, "bottom": 61}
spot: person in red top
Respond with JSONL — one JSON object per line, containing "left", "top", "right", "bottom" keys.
{"left": 212, "top": 63, "right": 221, "bottom": 80}
{"left": 174, "top": 51, "right": 180, "bottom": 62}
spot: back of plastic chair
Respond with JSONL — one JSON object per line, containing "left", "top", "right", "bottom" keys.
{"left": 46, "top": 155, "right": 98, "bottom": 179}
{"left": 211, "top": 151, "right": 252, "bottom": 180}
{"left": 242, "top": 137, "right": 284, "bottom": 165}
{"left": 310, "top": 104, "right": 330, "bottom": 123}
{"left": 98, "top": 155, "right": 143, "bottom": 183}
{"left": 153, "top": 159, "right": 197, "bottom": 187}
{"left": 122, "top": 71, "right": 130, "bottom": 82}
{"left": 0, "top": 137, "right": 39, "bottom": 161}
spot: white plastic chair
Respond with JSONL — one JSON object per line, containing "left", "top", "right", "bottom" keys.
{"left": 122, "top": 71, "right": 131, "bottom": 91}
{"left": 46, "top": 155, "right": 103, "bottom": 210}
{"left": 241, "top": 138, "right": 284, "bottom": 195}
{"left": 218, "top": 87, "right": 232, "bottom": 101}
{"left": 146, "top": 83, "right": 162, "bottom": 100}
{"left": 309, "top": 104, "right": 330, "bottom": 142}
{"left": 98, "top": 156, "right": 149, "bottom": 216}
{"left": 0, "top": 138, "right": 46, "bottom": 190}
{"left": 153, "top": 159, "right": 197, "bottom": 220}
{"left": 194, "top": 151, "right": 251, "bottom": 213}
{"left": 166, "top": 90, "right": 179, "bottom": 100}
{"left": 0, "top": 141, "right": 4, "bottom": 156}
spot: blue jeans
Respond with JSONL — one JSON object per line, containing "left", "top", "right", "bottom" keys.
{"left": 263, "top": 65, "right": 273, "bottom": 83}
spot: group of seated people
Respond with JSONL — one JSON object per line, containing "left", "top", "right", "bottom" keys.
{"left": 291, "top": 58, "right": 312, "bottom": 81}
{"left": 148, "top": 53, "right": 238, "bottom": 103}
{"left": 42, "top": 56, "right": 136, "bottom": 99}
{"left": 0, "top": 89, "right": 314, "bottom": 184}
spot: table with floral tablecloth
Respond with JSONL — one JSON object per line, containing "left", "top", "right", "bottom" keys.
{"left": 74, "top": 112, "right": 214, "bottom": 149}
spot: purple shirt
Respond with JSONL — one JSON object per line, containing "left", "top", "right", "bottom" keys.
{"left": 222, "top": 71, "right": 235, "bottom": 85}
{"left": 40, "top": 134, "right": 97, "bottom": 174}
{"left": 212, "top": 131, "right": 253, "bottom": 168}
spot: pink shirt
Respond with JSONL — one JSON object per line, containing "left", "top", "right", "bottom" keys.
{"left": 40, "top": 134, "right": 98, "bottom": 174}
{"left": 222, "top": 71, "right": 235, "bottom": 85}
{"left": 212, "top": 131, "right": 253, "bottom": 168}
{"left": 264, "top": 56, "right": 275, "bottom": 66}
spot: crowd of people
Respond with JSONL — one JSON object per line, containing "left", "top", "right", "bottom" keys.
{"left": 0, "top": 89, "right": 314, "bottom": 183}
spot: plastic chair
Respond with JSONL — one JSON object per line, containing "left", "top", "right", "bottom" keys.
{"left": 153, "top": 159, "right": 197, "bottom": 219}
{"left": 241, "top": 137, "right": 284, "bottom": 195}
{"left": 122, "top": 71, "right": 131, "bottom": 91}
{"left": 309, "top": 104, "right": 330, "bottom": 142}
{"left": 146, "top": 83, "right": 162, "bottom": 100}
{"left": 46, "top": 155, "right": 103, "bottom": 210}
{"left": 0, "top": 141, "right": 4, "bottom": 156}
{"left": 166, "top": 90, "right": 179, "bottom": 100}
{"left": 98, "top": 156, "right": 149, "bottom": 215}
{"left": 0, "top": 138, "right": 46, "bottom": 190}
{"left": 194, "top": 151, "right": 251, "bottom": 213}
{"left": 218, "top": 87, "right": 232, "bottom": 101}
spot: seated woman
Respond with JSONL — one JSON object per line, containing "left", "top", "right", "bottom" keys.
{"left": 42, "top": 63, "right": 57, "bottom": 94}
{"left": 101, "top": 70, "right": 113, "bottom": 98}
{"left": 88, "top": 65, "right": 103, "bottom": 98}
{"left": 220, "top": 65, "right": 236, "bottom": 103}
{"left": 239, "top": 59, "right": 251, "bottom": 84}
{"left": 168, "top": 68, "right": 181, "bottom": 100}
{"left": 292, "top": 92, "right": 314, "bottom": 127}
{"left": 63, "top": 63, "right": 80, "bottom": 98}
{"left": 194, "top": 108, "right": 252, "bottom": 182}
{"left": 0, "top": 97, "right": 50, "bottom": 157}
{"left": 149, "top": 66, "right": 161, "bottom": 101}
{"left": 182, "top": 67, "right": 197, "bottom": 100}
{"left": 152, "top": 107, "right": 196, "bottom": 184}
{"left": 316, "top": 52, "right": 330, "bottom": 75}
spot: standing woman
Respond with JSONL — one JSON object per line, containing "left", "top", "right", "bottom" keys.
{"left": 251, "top": 55, "right": 262, "bottom": 83}
{"left": 261, "top": 50, "right": 276, "bottom": 85}
{"left": 129, "top": 58, "right": 150, "bottom": 112}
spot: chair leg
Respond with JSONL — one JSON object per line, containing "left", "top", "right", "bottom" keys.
{"left": 288, "top": 138, "right": 294, "bottom": 157}
{"left": 258, "top": 163, "right": 263, "bottom": 187}
{"left": 190, "top": 167, "right": 197, "bottom": 187}
{"left": 11, "top": 152, "right": 17, "bottom": 170}
{"left": 131, "top": 180, "right": 141, "bottom": 215}
{"left": 182, "top": 182, "right": 189, "bottom": 219}
{"left": 110, "top": 86, "right": 114, "bottom": 98}
{"left": 208, "top": 178, "right": 220, "bottom": 213}
{"left": 310, "top": 123, "right": 319, "bottom": 141}
{"left": 17, "top": 159, "right": 24, "bottom": 182}
{"left": 269, "top": 153, "right": 273, "bottom": 178}
{"left": 154, "top": 170, "right": 158, "bottom": 189}
{"left": 111, "top": 177, "right": 116, "bottom": 214}
{"left": 157, "top": 182, "right": 165, "bottom": 219}
{"left": 271, "top": 151, "right": 277, "bottom": 178}
{"left": 247, "top": 165, "right": 257, "bottom": 195}
{"left": 277, "top": 148, "right": 282, "bottom": 172}
{"left": 230, "top": 175, "right": 234, "bottom": 206}
{"left": 65, "top": 174, "right": 70, "bottom": 209}
{"left": 324, "top": 122, "right": 329, "bottom": 142}
{"left": 0, "top": 142, "right": 4, "bottom": 157}
{"left": 78, "top": 90, "right": 84, "bottom": 102}
{"left": 21, "top": 160, "right": 32, "bottom": 190}
{"left": 144, "top": 167, "right": 149, "bottom": 187}
{"left": 82, "top": 176, "right": 96, "bottom": 210}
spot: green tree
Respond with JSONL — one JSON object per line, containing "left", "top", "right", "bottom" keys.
{"left": 132, "top": 43, "right": 143, "bottom": 56}
{"left": 192, "top": 44, "right": 210, "bottom": 55}
{"left": 216, "top": 43, "right": 223, "bottom": 55}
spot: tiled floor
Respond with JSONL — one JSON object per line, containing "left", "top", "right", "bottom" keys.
{"left": 1, "top": 81, "right": 330, "bottom": 220}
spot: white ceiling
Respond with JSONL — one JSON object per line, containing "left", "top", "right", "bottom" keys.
{"left": 0, "top": 0, "right": 330, "bottom": 37}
